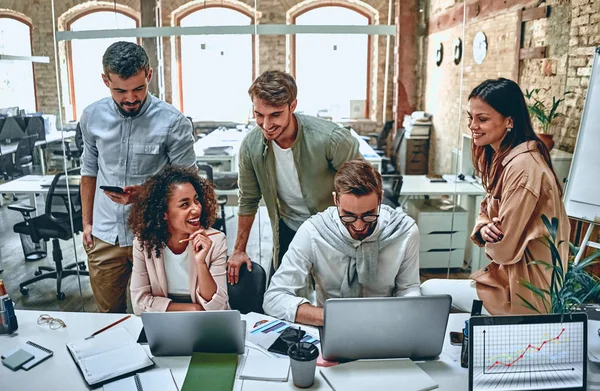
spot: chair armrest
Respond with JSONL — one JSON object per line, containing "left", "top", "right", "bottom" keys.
{"left": 217, "top": 196, "right": 227, "bottom": 206}
{"left": 8, "top": 203, "right": 37, "bottom": 213}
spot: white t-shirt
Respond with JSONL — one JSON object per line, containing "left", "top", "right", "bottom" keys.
{"left": 164, "top": 245, "right": 190, "bottom": 295}
{"left": 272, "top": 141, "right": 311, "bottom": 231}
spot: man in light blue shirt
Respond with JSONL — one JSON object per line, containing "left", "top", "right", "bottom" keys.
{"left": 80, "top": 42, "right": 196, "bottom": 313}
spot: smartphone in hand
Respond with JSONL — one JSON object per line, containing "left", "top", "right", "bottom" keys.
{"left": 99, "top": 185, "right": 125, "bottom": 194}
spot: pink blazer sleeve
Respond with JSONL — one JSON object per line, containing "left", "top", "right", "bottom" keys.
{"left": 131, "top": 239, "right": 171, "bottom": 315}
{"left": 195, "top": 233, "right": 230, "bottom": 310}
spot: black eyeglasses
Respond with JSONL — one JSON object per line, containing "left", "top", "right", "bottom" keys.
{"left": 337, "top": 204, "right": 381, "bottom": 224}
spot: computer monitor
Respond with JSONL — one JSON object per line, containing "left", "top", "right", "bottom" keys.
{"left": 0, "top": 117, "right": 25, "bottom": 144}
{"left": 469, "top": 313, "right": 588, "bottom": 391}
{"left": 25, "top": 116, "right": 45, "bottom": 142}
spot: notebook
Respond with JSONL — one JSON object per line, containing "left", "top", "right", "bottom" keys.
{"left": 1, "top": 341, "right": 53, "bottom": 370}
{"left": 102, "top": 368, "right": 178, "bottom": 391}
{"left": 181, "top": 352, "right": 238, "bottom": 391}
{"left": 66, "top": 328, "right": 154, "bottom": 387}
{"left": 239, "top": 349, "right": 289, "bottom": 382}
{"left": 320, "top": 359, "right": 438, "bottom": 391}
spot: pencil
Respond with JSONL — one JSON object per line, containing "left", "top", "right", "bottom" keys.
{"left": 178, "top": 231, "right": 220, "bottom": 243}
{"left": 86, "top": 315, "right": 131, "bottom": 339}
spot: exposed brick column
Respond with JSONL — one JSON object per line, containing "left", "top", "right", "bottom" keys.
{"left": 393, "top": 0, "right": 419, "bottom": 131}
{"left": 140, "top": 0, "right": 160, "bottom": 96}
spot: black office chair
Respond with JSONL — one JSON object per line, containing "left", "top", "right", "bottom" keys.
{"left": 363, "top": 120, "right": 394, "bottom": 154}
{"left": 381, "top": 128, "right": 405, "bottom": 207}
{"left": 197, "top": 163, "right": 229, "bottom": 234}
{"left": 8, "top": 168, "right": 89, "bottom": 300}
{"left": 4, "top": 133, "right": 37, "bottom": 180}
{"left": 52, "top": 123, "right": 83, "bottom": 166}
{"left": 227, "top": 262, "right": 266, "bottom": 314}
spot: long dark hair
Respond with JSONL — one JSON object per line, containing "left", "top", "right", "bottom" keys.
{"left": 469, "top": 78, "right": 562, "bottom": 195}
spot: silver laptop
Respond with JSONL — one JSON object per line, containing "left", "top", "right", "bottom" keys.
{"left": 320, "top": 295, "right": 452, "bottom": 361}
{"left": 141, "top": 310, "right": 246, "bottom": 356}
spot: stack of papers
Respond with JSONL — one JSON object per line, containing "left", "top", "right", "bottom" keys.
{"left": 203, "top": 145, "right": 233, "bottom": 156}
{"left": 403, "top": 113, "right": 432, "bottom": 139}
{"left": 239, "top": 349, "right": 289, "bottom": 382}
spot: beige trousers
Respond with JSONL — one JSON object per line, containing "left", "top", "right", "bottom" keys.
{"left": 85, "top": 236, "right": 133, "bottom": 313}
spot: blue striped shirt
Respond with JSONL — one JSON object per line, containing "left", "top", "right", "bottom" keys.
{"left": 80, "top": 94, "right": 196, "bottom": 247}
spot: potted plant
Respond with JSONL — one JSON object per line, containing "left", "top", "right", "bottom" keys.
{"left": 518, "top": 215, "right": 600, "bottom": 314}
{"left": 524, "top": 89, "right": 572, "bottom": 151}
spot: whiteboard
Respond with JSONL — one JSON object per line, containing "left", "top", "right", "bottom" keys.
{"left": 563, "top": 47, "right": 600, "bottom": 223}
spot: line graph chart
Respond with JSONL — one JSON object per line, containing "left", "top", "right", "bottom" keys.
{"left": 472, "top": 322, "right": 585, "bottom": 390}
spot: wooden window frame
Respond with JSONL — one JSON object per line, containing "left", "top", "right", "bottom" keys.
{"left": 65, "top": 8, "right": 140, "bottom": 121}
{"left": 0, "top": 14, "right": 38, "bottom": 112}
{"left": 291, "top": 4, "right": 372, "bottom": 118}
{"left": 174, "top": 5, "right": 256, "bottom": 115}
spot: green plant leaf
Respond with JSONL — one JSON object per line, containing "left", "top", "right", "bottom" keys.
{"left": 517, "top": 293, "right": 543, "bottom": 314}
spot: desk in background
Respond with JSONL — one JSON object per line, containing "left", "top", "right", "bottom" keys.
{"left": 0, "top": 131, "right": 76, "bottom": 175}
{"left": 401, "top": 175, "right": 487, "bottom": 270}
{"left": 194, "top": 127, "right": 382, "bottom": 173}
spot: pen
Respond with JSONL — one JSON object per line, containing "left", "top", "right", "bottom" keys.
{"left": 178, "top": 231, "right": 220, "bottom": 243}
{"left": 86, "top": 315, "right": 131, "bottom": 339}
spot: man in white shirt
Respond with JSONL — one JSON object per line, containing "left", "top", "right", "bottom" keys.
{"left": 263, "top": 160, "right": 421, "bottom": 326}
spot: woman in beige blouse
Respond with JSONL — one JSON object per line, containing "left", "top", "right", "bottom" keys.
{"left": 421, "top": 78, "right": 569, "bottom": 315}
{"left": 128, "top": 165, "right": 229, "bottom": 315}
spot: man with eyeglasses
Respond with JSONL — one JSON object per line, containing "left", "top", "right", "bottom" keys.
{"left": 263, "top": 160, "right": 421, "bottom": 326}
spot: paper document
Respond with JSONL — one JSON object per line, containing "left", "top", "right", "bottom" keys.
{"left": 589, "top": 320, "right": 600, "bottom": 363}
{"left": 320, "top": 359, "right": 438, "bottom": 391}
{"left": 239, "top": 349, "right": 289, "bottom": 381}
{"left": 103, "top": 368, "right": 178, "bottom": 391}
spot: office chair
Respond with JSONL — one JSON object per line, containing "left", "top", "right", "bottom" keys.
{"left": 363, "top": 120, "right": 394, "bottom": 154}
{"left": 0, "top": 117, "right": 25, "bottom": 144}
{"left": 227, "top": 262, "right": 266, "bottom": 314}
{"left": 381, "top": 129, "right": 405, "bottom": 207}
{"left": 8, "top": 168, "right": 89, "bottom": 300}
{"left": 197, "top": 163, "right": 229, "bottom": 235}
{"left": 4, "top": 133, "right": 38, "bottom": 180}
{"left": 52, "top": 123, "right": 82, "bottom": 166}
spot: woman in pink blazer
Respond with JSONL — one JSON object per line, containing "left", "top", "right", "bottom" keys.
{"left": 128, "top": 165, "right": 229, "bottom": 315}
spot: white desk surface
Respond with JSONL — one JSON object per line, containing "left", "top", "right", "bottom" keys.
{"left": 0, "top": 131, "right": 76, "bottom": 156}
{"left": 0, "top": 310, "right": 466, "bottom": 391}
{"left": 2, "top": 310, "right": 599, "bottom": 391}
{"left": 194, "top": 128, "right": 247, "bottom": 159}
{"left": 193, "top": 127, "right": 382, "bottom": 171}
{"left": 401, "top": 175, "right": 486, "bottom": 196}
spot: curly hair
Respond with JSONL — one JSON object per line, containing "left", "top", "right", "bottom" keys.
{"left": 128, "top": 165, "right": 217, "bottom": 258}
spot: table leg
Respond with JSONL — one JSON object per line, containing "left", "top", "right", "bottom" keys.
{"left": 38, "top": 145, "right": 46, "bottom": 174}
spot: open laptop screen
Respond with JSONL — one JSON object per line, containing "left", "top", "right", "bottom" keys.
{"left": 469, "top": 313, "right": 587, "bottom": 391}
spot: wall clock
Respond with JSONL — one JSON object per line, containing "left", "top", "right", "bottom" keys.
{"left": 453, "top": 38, "right": 462, "bottom": 65}
{"left": 473, "top": 31, "right": 487, "bottom": 65}
{"left": 435, "top": 42, "right": 443, "bottom": 66}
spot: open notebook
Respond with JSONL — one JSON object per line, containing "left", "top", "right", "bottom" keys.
{"left": 67, "top": 328, "right": 154, "bottom": 387}
{"left": 103, "top": 368, "right": 178, "bottom": 391}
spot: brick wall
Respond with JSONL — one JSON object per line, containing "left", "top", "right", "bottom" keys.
{"left": 420, "top": 0, "right": 599, "bottom": 173}
{"left": 0, "top": 0, "right": 393, "bottom": 130}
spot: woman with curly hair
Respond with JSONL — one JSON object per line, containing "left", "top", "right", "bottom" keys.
{"left": 129, "top": 165, "right": 229, "bottom": 315}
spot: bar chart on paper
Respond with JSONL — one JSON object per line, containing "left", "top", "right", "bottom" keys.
{"left": 471, "top": 322, "right": 585, "bottom": 390}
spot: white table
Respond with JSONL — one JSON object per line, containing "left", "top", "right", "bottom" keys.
{"left": 401, "top": 176, "right": 487, "bottom": 271}
{"left": 2, "top": 310, "right": 598, "bottom": 391}
{"left": 193, "top": 128, "right": 383, "bottom": 173}
{"left": 0, "top": 131, "right": 76, "bottom": 175}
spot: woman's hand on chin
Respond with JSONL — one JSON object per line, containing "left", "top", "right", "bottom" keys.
{"left": 192, "top": 230, "right": 213, "bottom": 266}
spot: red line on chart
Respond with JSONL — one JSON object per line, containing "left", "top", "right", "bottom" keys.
{"left": 486, "top": 328, "right": 565, "bottom": 371}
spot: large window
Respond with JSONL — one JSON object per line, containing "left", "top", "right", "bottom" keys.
{"left": 177, "top": 7, "right": 253, "bottom": 122}
{"left": 68, "top": 11, "right": 137, "bottom": 120}
{"left": 294, "top": 6, "right": 369, "bottom": 119}
{"left": 0, "top": 16, "right": 36, "bottom": 112}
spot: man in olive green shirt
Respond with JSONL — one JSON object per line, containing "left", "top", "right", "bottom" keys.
{"left": 227, "top": 70, "right": 361, "bottom": 284}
